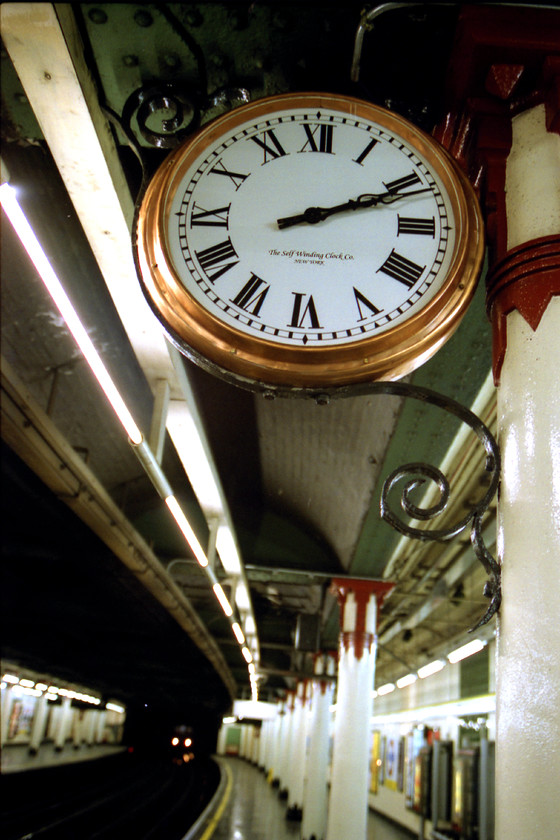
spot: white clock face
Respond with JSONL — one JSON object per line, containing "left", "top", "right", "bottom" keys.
{"left": 165, "top": 104, "right": 459, "bottom": 348}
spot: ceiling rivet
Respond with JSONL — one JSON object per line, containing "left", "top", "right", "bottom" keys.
{"left": 134, "top": 9, "right": 153, "bottom": 28}
{"left": 88, "top": 8, "right": 108, "bottom": 25}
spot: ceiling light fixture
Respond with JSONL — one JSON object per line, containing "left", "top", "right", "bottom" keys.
{"left": 232, "top": 622, "right": 245, "bottom": 645}
{"left": 213, "top": 583, "right": 234, "bottom": 617}
{"left": 165, "top": 400, "right": 224, "bottom": 515}
{"left": 417, "top": 660, "right": 445, "bottom": 679}
{"left": 447, "top": 639, "right": 485, "bottom": 664}
{"left": 235, "top": 583, "right": 251, "bottom": 612}
{"left": 0, "top": 183, "right": 142, "bottom": 445}
{"left": 244, "top": 614, "right": 256, "bottom": 636}
{"left": 216, "top": 524, "right": 242, "bottom": 575}
{"left": 164, "top": 495, "right": 208, "bottom": 567}
{"left": 377, "top": 683, "right": 396, "bottom": 696}
{"left": 396, "top": 673, "right": 418, "bottom": 689}
{"left": 241, "top": 646, "right": 253, "bottom": 664}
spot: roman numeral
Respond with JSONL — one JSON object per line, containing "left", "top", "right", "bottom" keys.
{"left": 353, "top": 137, "right": 378, "bottom": 165}
{"left": 250, "top": 129, "right": 287, "bottom": 163}
{"left": 195, "top": 238, "right": 239, "bottom": 282}
{"left": 397, "top": 215, "right": 435, "bottom": 237}
{"left": 377, "top": 249, "right": 425, "bottom": 288}
{"left": 353, "top": 287, "right": 381, "bottom": 321}
{"left": 231, "top": 274, "right": 270, "bottom": 316}
{"left": 289, "top": 293, "right": 322, "bottom": 329}
{"left": 190, "top": 203, "right": 231, "bottom": 228}
{"left": 209, "top": 161, "right": 248, "bottom": 190}
{"left": 383, "top": 172, "right": 421, "bottom": 194}
{"left": 300, "top": 123, "right": 334, "bottom": 154}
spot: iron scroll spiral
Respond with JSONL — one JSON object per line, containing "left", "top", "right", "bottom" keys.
{"left": 375, "top": 382, "right": 501, "bottom": 632}
{"left": 296, "top": 380, "right": 501, "bottom": 633}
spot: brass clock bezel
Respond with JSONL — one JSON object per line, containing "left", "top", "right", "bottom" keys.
{"left": 135, "top": 92, "right": 484, "bottom": 388}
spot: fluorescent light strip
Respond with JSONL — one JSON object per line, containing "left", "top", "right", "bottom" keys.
{"left": 372, "top": 694, "right": 496, "bottom": 725}
{"left": 213, "top": 583, "right": 233, "bottom": 617}
{"left": 0, "top": 183, "right": 142, "bottom": 445}
{"left": 448, "top": 639, "right": 485, "bottom": 664}
{"left": 165, "top": 496, "right": 208, "bottom": 567}
{"left": 418, "top": 660, "right": 445, "bottom": 679}
{"left": 244, "top": 614, "right": 256, "bottom": 635}
{"left": 232, "top": 622, "right": 245, "bottom": 645}
{"left": 377, "top": 683, "right": 396, "bottom": 696}
{"left": 241, "top": 646, "right": 253, "bottom": 664}
{"left": 396, "top": 673, "right": 418, "bottom": 689}
{"left": 216, "top": 524, "right": 242, "bottom": 574}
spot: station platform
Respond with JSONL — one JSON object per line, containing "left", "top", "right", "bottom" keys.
{"left": 1, "top": 741, "right": 126, "bottom": 774}
{"left": 207, "top": 757, "right": 415, "bottom": 840}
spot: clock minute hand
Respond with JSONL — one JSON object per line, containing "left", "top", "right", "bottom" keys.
{"left": 276, "top": 188, "right": 433, "bottom": 229}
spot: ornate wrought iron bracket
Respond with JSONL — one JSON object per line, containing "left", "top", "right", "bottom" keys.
{"left": 283, "top": 379, "right": 501, "bottom": 633}
{"left": 374, "top": 382, "right": 501, "bottom": 632}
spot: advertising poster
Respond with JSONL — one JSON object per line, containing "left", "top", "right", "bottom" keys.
{"left": 397, "top": 736, "right": 405, "bottom": 792}
{"left": 405, "top": 728, "right": 426, "bottom": 809}
{"left": 384, "top": 734, "right": 399, "bottom": 790}
{"left": 369, "top": 730, "right": 381, "bottom": 793}
{"left": 7, "top": 693, "right": 37, "bottom": 742}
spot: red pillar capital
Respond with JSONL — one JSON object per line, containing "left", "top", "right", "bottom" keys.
{"left": 486, "top": 235, "right": 560, "bottom": 384}
{"left": 330, "top": 578, "right": 395, "bottom": 659}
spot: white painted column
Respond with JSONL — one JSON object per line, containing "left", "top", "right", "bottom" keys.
{"left": 258, "top": 719, "right": 267, "bottom": 769}
{"left": 84, "top": 709, "right": 98, "bottom": 745}
{"left": 72, "top": 709, "right": 84, "bottom": 748}
{"left": 487, "top": 104, "right": 560, "bottom": 840}
{"left": 241, "top": 724, "right": 251, "bottom": 759}
{"left": 278, "top": 691, "right": 295, "bottom": 798}
{"left": 29, "top": 692, "right": 49, "bottom": 754}
{"left": 270, "top": 701, "right": 284, "bottom": 785}
{"left": 251, "top": 725, "right": 260, "bottom": 764}
{"left": 216, "top": 722, "right": 227, "bottom": 755}
{"left": 283, "top": 689, "right": 299, "bottom": 803}
{"left": 95, "top": 709, "right": 106, "bottom": 743}
{"left": 1, "top": 684, "right": 15, "bottom": 746}
{"left": 287, "top": 681, "right": 309, "bottom": 820}
{"left": 325, "top": 580, "right": 393, "bottom": 840}
{"left": 302, "top": 654, "right": 336, "bottom": 840}
{"left": 54, "top": 696, "right": 72, "bottom": 750}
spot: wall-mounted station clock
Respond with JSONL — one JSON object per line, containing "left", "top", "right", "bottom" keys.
{"left": 135, "top": 92, "right": 484, "bottom": 391}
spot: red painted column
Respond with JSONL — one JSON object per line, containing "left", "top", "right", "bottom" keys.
{"left": 325, "top": 580, "right": 393, "bottom": 840}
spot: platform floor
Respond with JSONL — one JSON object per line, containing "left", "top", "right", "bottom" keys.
{"left": 1, "top": 742, "right": 126, "bottom": 774}
{"left": 212, "top": 757, "right": 414, "bottom": 840}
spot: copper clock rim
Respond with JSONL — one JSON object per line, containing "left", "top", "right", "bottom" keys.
{"left": 136, "top": 92, "right": 484, "bottom": 387}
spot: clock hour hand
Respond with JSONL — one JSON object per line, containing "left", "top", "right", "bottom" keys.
{"left": 276, "top": 188, "right": 433, "bottom": 229}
